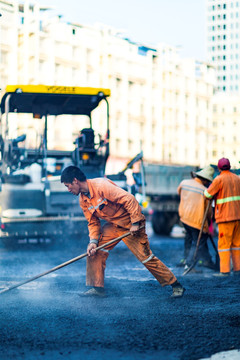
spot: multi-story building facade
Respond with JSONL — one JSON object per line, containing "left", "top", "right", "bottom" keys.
{"left": 0, "top": 0, "right": 215, "bottom": 171}
{"left": 206, "top": 0, "right": 240, "bottom": 167}
{"left": 0, "top": 0, "right": 18, "bottom": 86}
{"left": 206, "top": 0, "right": 240, "bottom": 94}
{"left": 210, "top": 93, "right": 240, "bottom": 166}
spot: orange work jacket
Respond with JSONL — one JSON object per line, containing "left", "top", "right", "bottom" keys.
{"left": 204, "top": 170, "right": 240, "bottom": 224}
{"left": 79, "top": 178, "right": 145, "bottom": 240}
{"left": 177, "top": 177, "right": 212, "bottom": 232}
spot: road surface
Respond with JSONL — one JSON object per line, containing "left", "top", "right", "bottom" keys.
{"left": 0, "top": 223, "right": 239, "bottom": 360}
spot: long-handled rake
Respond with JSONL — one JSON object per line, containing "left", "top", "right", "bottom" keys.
{"left": 0, "top": 230, "right": 133, "bottom": 295}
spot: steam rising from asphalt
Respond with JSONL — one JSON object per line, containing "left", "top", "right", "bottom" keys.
{"left": 0, "top": 236, "right": 88, "bottom": 299}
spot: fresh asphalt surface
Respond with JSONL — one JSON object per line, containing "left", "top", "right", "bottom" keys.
{"left": 0, "top": 222, "right": 239, "bottom": 360}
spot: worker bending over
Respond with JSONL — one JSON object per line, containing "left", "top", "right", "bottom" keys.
{"left": 61, "top": 166, "right": 185, "bottom": 298}
{"left": 177, "top": 166, "right": 216, "bottom": 273}
{"left": 204, "top": 158, "right": 240, "bottom": 277}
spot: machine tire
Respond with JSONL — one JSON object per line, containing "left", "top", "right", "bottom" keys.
{"left": 151, "top": 211, "right": 171, "bottom": 235}
{"left": 151, "top": 211, "right": 179, "bottom": 236}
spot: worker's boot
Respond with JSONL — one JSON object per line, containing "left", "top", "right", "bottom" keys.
{"left": 176, "top": 258, "right": 186, "bottom": 267}
{"left": 183, "top": 264, "right": 200, "bottom": 274}
{"left": 213, "top": 272, "right": 230, "bottom": 277}
{"left": 80, "top": 287, "right": 106, "bottom": 297}
{"left": 199, "top": 259, "right": 218, "bottom": 270}
{"left": 171, "top": 281, "right": 185, "bottom": 298}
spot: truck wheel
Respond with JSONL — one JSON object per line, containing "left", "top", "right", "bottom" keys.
{"left": 152, "top": 212, "right": 172, "bottom": 235}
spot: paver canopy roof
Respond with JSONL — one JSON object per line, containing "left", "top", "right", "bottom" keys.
{"left": 1, "top": 85, "right": 110, "bottom": 117}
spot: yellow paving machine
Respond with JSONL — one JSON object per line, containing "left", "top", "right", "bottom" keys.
{"left": 0, "top": 85, "right": 110, "bottom": 245}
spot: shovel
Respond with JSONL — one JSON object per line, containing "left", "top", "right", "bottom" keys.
{"left": 183, "top": 200, "right": 211, "bottom": 275}
{"left": 0, "top": 229, "right": 135, "bottom": 295}
{"left": 208, "top": 233, "right": 220, "bottom": 271}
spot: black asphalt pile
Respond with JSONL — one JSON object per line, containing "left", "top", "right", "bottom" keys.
{"left": 0, "top": 235, "right": 239, "bottom": 360}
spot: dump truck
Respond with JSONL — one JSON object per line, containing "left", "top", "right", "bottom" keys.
{"left": 0, "top": 85, "right": 110, "bottom": 245}
{"left": 137, "top": 163, "right": 199, "bottom": 235}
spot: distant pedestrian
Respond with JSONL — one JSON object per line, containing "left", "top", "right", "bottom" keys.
{"left": 61, "top": 165, "right": 185, "bottom": 298}
{"left": 204, "top": 158, "right": 240, "bottom": 277}
{"left": 177, "top": 165, "right": 216, "bottom": 273}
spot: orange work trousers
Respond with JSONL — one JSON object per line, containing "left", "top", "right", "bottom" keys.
{"left": 218, "top": 220, "right": 240, "bottom": 273}
{"left": 86, "top": 222, "right": 177, "bottom": 288}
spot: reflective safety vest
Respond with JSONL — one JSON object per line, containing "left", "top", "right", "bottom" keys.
{"left": 204, "top": 170, "right": 240, "bottom": 223}
{"left": 177, "top": 177, "right": 211, "bottom": 232}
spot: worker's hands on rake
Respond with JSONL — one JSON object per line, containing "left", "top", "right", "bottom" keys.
{"left": 130, "top": 223, "right": 140, "bottom": 236}
{"left": 87, "top": 243, "right": 97, "bottom": 256}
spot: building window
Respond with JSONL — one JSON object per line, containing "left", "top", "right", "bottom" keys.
{"left": 128, "top": 139, "right": 133, "bottom": 152}
{"left": 115, "top": 139, "right": 120, "bottom": 152}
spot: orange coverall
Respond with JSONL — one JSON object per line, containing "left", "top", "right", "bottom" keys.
{"left": 79, "top": 177, "right": 177, "bottom": 288}
{"left": 204, "top": 170, "right": 240, "bottom": 273}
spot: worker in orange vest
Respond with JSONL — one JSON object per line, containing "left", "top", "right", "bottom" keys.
{"left": 204, "top": 158, "right": 240, "bottom": 277}
{"left": 61, "top": 165, "right": 185, "bottom": 298}
{"left": 177, "top": 165, "right": 216, "bottom": 273}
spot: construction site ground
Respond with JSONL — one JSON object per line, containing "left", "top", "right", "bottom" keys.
{"left": 0, "top": 222, "right": 239, "bottom": 360}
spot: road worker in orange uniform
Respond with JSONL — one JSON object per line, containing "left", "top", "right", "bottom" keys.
{"left": 204, "top": 158, "right": 240, "bottom": 277}
{"left": 61, "top": 165, "right": 185, "bottom": 298}
{"left": 177, "top": 166, "right": 216, "bottom": 273}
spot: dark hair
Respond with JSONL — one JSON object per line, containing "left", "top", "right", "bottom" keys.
{"left": 61, "top": 166, "right": 86, "bottom": 183}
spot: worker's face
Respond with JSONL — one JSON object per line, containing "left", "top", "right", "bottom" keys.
{"left": 64, "top": 178, "right": 81, "bottom": 195}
